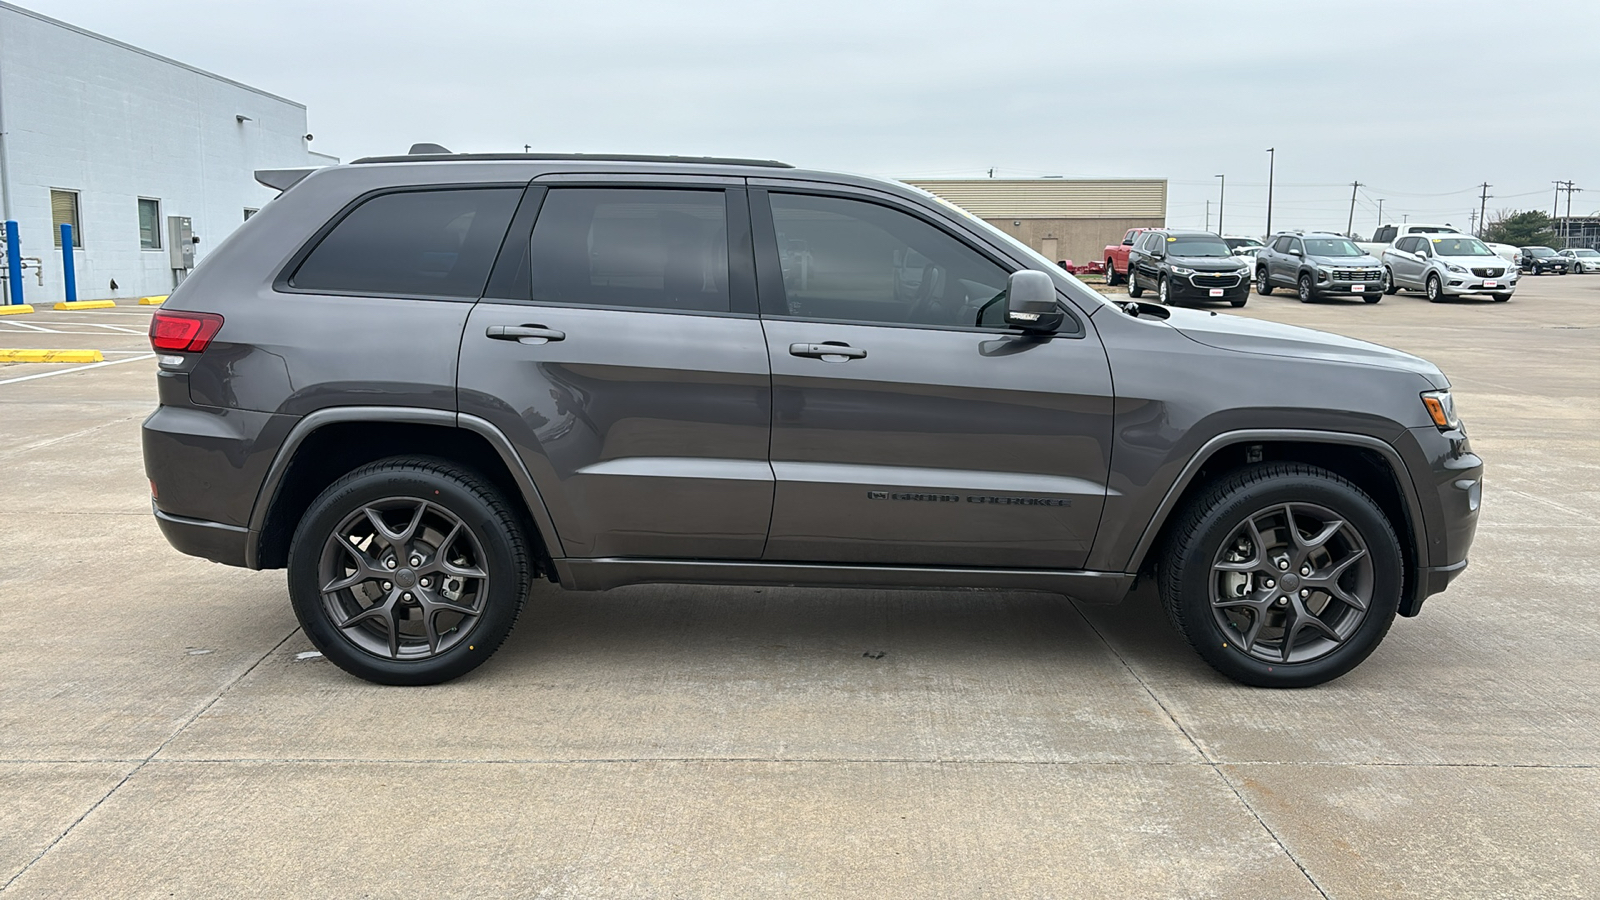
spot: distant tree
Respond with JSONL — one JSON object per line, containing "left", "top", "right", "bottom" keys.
{"left": 1481, "top": 210, "right": 1558, "bottom": 247}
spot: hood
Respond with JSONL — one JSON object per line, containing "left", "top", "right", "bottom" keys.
{"left": 1161, "top": 307, "right": 1449, "bottom": 387}
{"left": 1308, "top": 253, "right": 1382, "bottom": 267}
{"left": 1169, "top": 255, "right": 1250, "bottom": 271}
{"left": 1437, "top": 254, "right": 1509, "bottom": 266}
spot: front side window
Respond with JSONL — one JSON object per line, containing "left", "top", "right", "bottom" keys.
{"left": 290, "top": 188, "right": 522, "bottom": 298}
{"left": 767, "top": 192, "right": 1011, "bottom": 328}
{"left": 1272, "top": 236, "right": 1294, "bottom": 253}
{"left": 138, "top": 198, "right": 162, "bottom": 250}
{"left": 51, "top": 189, "right": 82, "bottom": 248}
{"left": 527, "top": 188, "right": 730, "bottom": 313}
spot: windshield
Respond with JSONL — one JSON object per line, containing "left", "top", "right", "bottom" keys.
{"left": 1224, "top": 237, "right": 1263, "bottom": 250}
{"left": 1411, "top": 226, "right": 1457, "bottom": 234}
{"left": 1527, "top": 246, "right": 1557, "bottom": 258}
{"left": 1304, "top": 238, "right": 1364, "bottom": 257}
{"left": 1573, "top": 249, "right": 1600, "bottom": 257}
{"left": 1168, "top": 237, "right": 1232, "bottom": 258}
{"left": 1431, "top": 237, "right": 1494, "bottom": 257}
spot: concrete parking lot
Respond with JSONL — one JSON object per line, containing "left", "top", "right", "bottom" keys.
{"left": 2, "top": 276, "right": 1597, "bottom": 898}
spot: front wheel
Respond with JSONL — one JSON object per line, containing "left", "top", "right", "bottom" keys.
{"left": 287, "top": 457, "right": 533, "bottom": 685}
{"left": 1158, "top": 275, "right": 1171, "bottom": 305}
{"left": 1297, "top": 273, "right": 1316, "bottom": 303}
{"left": 1105, "top": 260, "right": 1120, "bottom": 286}
{"left": 1426, "top": 273, "right": 1444, "bottom": 302}
{"left": 1382, "top": 268, "right": 1399, "bottom": 295}
{"left": 1362, "top": 294, "right": 1381, "bottom": 304}
{"left": 1492, "top": 293, "right": 1512, "bottom": 302}
{"left": 1256, "top": 268, "right": 1274, "bottom": 296}
{"left": 1230, "top": 295, "right": 1248, "bottom": 308}
{"left": 1127, "top": 269, "right": 1144, "bottom": 298}
{"left": 1159, "top": 462, "right": 1402, "bottom": 688}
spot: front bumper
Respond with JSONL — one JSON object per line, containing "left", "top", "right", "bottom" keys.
{"left": 1169, "top": 272, "right": 1251, "bottom": 301}
{"left": 1315, "top": 277, "right": 1384, "bottom": 295}
{"left": 1524, "top": 262, "right": 1569, "bottom": 275}
{"left": 1441, "top": 273, "right": 1517, "bottom": 295}
{"left": 1398, "top": 424, "right": 1483, "bottom": 615}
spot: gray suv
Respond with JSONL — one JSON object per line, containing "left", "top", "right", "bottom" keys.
{"left": 1256, "top": 232, "right": 1385, "bottom": 303}
{"left": 142, "top": 149, "right": 1481, "bottom": 689}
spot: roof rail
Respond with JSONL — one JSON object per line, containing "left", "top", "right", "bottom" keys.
{"left": 351, "top": 151, "right": 795, "bottom": 168}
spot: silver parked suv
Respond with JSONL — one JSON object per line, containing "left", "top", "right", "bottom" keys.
{"left": 1383, "top": 234, "right": 1517, "bottom": 302}
{"left": 1255, "top": 232, "right": 1385, "bottom": 303}
{"left": 141, "top": 147, "right": 1482, "bottom": 688}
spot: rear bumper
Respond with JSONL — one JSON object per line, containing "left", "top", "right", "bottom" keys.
{"left": 153, "top": 503, "right": 250, "bottom": 567}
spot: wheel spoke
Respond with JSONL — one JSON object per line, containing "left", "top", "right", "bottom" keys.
{"left": 1238, "top": 610, "right": 1266, "bottom": 651}
{"left": 1305, "top": 549, "right": 1370, "bottom": 611}
{"left": 364, "top": 502, "right": 426, "bottom": 549}
{"left": 1302, "top": 518, "right": 1345, "bottom": 551}
{"left": 322, "top": 545, "right": 386, "bottom": 594}
{"left": 439, "top": 558, "right": 487, "bottom": 579}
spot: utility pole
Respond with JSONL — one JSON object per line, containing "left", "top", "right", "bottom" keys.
{"left": 1555, "top": 181, "right": 1582, "bottom": 245}
{"left": 1554, "top": 181, "right": 1563, "bottom": 220}
{"left": 1468, "top": 210, "right": 1477, "bottom": 235}
{"left": 1205, "top": 200, "right": 1211, "bottom": 232}
{"left": 1376, "top": 199, "right": 1385, "bottom": 232}
{"left": 1215, "top": 174, "right": 1226, "bottom": 235}
{"left": 1346, "top": 180, "right": 1362, "bottom": 237}
{"left": 1265, "top": 148, "right": 1276, "bottom": 237}
{"left": 1477, "top": 183, "right": 1492, "bottom": 238}
{"left": 987, "top": 168, "right": 995, "bottom": 179}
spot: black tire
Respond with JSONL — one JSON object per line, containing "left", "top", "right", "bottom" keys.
{"left": 1158, "top": 275, "right": 1172, "bottom": 305}
{"left": 1362, "top": 294, "right": 1381, "bottom": 304}
{"left": 1158, "top": 462, "right": 1402, "bottom": 688}
{"left": 1297, "top": 273, "right": 1316, "bottom": 303}
{"left": 1105, "top": 260, "right": 1120, "bottom": 286}
{"left": 287, "top": 456, "right": 532, "bottom": 685}
{"left": 1256, "top": 267, "right": 1273, "bottom": 296}
{"left": 1230, "top": 295, "right": 1248, "bottom": 308}
{"left": 1127, "top": 268, "right": 1144, "bottom": 298}
{"left": 1382, "top": 268, "right": 1399, "bottom": 295}
{"left": 1426, "top": 273, "right": 1444, "bottom": 303}
{"left": 1492, "top": 293, "right": 1512, "bottom": 302}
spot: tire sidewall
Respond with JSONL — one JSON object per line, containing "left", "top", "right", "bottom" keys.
{"left": 1168, "top": 470, "right": 1402, "bottom": 688}
{"left": 287, "top": 464, "right": 526, "bottom": 685}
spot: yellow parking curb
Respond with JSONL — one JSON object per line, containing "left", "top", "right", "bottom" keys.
{"left": 53, "top": 300, "right": 118, "bottom": 311}
{"left": 139, "top": 295, "right": 168, "bottom": 305}
{"left": 0, "top": 304, "right": 36, "bottom": 316}
{"left": 0, "top": 349, "right": 106, "bottom": 363}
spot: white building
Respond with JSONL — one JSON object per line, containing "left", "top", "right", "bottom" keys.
{"left": 0, "top": 2, "right": 332, "bottom": 303}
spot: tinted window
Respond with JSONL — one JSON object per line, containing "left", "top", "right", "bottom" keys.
{"left": 1374, "top": 226, "right": 1396, "bottom": 243}
{"left": 1168, "top": 237, "right": 1231, "bottom": 257}
{"left": 1304, "top": 238, "right": 1363, "bottom": 257}
{"left": 528, "top": 188, "right": 729, "bottom": 312}
{"left": 291, "top": 188, "right": 521, "bottom": 298}
{"left": 1272, "top": 236, "right": 1294, "bottom": 253}
{"left": 1139, "top": 232, "right": 1163, "bottom": 252}
{"left": 767, "top": 193, "right": 1011, "bottom": 328}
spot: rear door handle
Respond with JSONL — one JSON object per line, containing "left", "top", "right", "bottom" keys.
{"left": 487, "top": 324, "right": 566, "bottom": 344}
{"left": 789, "top": 342, "right": 866, "bottom": 361}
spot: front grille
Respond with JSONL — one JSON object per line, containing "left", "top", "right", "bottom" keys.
{"left": 1332, "top": 268, "right": 1382, "bottom": 281}
{"left": 1472, "top": 267, "right": 1505, "bottom": 277}
{"left": 1189, "top": 273, "right": 1242, "bottom": 288}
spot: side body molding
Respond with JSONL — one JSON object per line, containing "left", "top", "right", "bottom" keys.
{"left": 1120, "top": 427, "right": 1427, "bottom": 575}
{"left": 243, "top": 406, "right": 566, "bottom": 569}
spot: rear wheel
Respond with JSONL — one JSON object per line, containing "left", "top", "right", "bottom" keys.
{"left": 1297, "top": 273, "right": 1316, "bottom": 303}
{"left": 1159, "top": 463, "right": 1402, "bottom": 688}
{"left": 287, "top": 457, "right": 532, "bottom": 685}
{"left": 1256, "top": 268, "right": 1273, "bottom": 296}
{"left": 1105, "top": 260, "right": 1120, "bottom": 286}
{"left": 1426, "top": 273, "right": 1444, "bottom": 302}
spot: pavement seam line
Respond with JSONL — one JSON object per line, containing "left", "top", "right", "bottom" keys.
{"left": 0, "top": 627, "right": 301, "bottom": 893}
{"left": 1071, "top": 603, "right": 1333, "bottom": 900}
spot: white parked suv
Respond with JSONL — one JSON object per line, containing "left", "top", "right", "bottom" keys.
{"left": 1382, "top": 234, "right": 1517, "bottom": 302}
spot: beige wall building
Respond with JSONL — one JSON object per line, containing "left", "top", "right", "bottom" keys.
{"left": 905, "top": 178, "right": 1167, "bottom": 270}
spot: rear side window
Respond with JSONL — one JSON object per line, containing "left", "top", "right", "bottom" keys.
{"left": 527, "top": 188, "right": 730, "bottom": 313}
{"left": 290, "top": 188, "right": 522, "bottom": 298}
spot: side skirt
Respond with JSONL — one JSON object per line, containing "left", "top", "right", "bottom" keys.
{"left": 553, "top": 558, "right": 1134, "bottom": 604}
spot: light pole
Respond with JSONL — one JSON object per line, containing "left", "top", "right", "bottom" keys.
{"left": 1215, "top": 174, "right": 1226, "bottom": 235}
{"left": 1376, "top": 199, "right": 1385, "bottom": 234}
{"left": 1265, "top": 148, "right": 1276, "bottom": 237}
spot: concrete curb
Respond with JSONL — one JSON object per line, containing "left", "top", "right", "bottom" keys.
{"left": 0, "top": 304, "right": 36, "bottom": 316}
{"left": 0, "top": 349, "right": 106, "bottom": 363}
{"left": 54, "top": 300, "right": 119, "bottom": 311}
{"left": 139, "top": 295, "right": 168, "bottom": 305}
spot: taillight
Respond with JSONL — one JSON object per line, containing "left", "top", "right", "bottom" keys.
{"left": 149, "top": 311, "right": 224, "bottom": 353}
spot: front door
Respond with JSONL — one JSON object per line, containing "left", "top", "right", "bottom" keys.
{"left": 751, "top": 187, "right": 1114, "bottom": 568}
{"left": 458, "top": 181, "right": 773, "bottom": 560}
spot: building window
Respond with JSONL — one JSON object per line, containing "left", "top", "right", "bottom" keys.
{"left": 51, "top": 190, "right": 82, "bottom": 248}
{"left": 244, "top": 208, "right": 259, "bottom": 221}
{"left": 139, "top": 198, "right": 162, "bottom": 250}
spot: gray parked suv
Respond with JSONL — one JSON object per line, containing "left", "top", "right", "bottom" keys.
{"left": 1256, "top": 232, "right": 1385, "bottom": 303}
{"left": 143, "top": 148, "right": 1481, "bottom": 689}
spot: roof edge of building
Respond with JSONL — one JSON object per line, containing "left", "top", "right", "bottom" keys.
{"left": 0, "top": 1, "right": 307, "bottom": 110}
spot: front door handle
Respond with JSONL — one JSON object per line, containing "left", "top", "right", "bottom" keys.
{"left": 487, "top": 324, "right": 566, "bottom": 344}
{"left": 789, "top": 342, "right": 866, "bottom": 361}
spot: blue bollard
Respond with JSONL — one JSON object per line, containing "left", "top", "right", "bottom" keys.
{"left": 4, "top": 220, "right": 20, "bottom": 306}
{"left": 60, "top": 223, "right": 76, "bottom": 303}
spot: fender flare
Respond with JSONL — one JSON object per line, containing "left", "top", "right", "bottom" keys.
{"left": 243, "top": 406, "right": 564, "bottom": 568}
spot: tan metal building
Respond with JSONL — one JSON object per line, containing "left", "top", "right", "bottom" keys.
{"left": 905, "top": 178, "right": 1167, "bottom": 269}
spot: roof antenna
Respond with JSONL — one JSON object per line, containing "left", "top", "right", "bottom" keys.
{"left": 408, "top": 143, "right": 452, "bottom": 155}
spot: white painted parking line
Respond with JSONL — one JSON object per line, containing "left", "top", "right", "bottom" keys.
{"left": 0, "top": 353, "right": 155, "bottom": 385}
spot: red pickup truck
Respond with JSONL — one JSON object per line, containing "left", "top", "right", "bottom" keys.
{"left": 1103, "top": 228, "right": 1152, "bottom": 285}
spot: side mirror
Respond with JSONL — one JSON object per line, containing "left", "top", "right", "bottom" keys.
{"left": 1289, "top": 248, "right": 1303, "bottom": 257}
{"left": 1005, "top": 270, "right": 1063, "bottom": 332}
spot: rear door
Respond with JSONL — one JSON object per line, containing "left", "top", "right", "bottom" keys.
{"left": 750, "top": 185, "right": 1114, "bottom": 568}
{"left": 457, "top": 177, "right": 773, "bottom": 559}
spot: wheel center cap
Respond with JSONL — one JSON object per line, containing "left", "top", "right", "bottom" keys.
{"left": 395, "top": 568, "right": 417, "bottom": 588}
{"left": 1280, "top": 572, "right": 1300, "bottom": 591}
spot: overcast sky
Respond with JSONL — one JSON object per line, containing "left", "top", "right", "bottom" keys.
{"left": 24, "top": 0, "right": 1600, "bottom": 238}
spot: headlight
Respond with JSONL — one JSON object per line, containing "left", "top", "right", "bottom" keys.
{"left": 1169, "top": 265, "right": 1196, "bottom": 275}
{"left": 1421, "top": 390, "right": 1460, "bottom": 431}
{"left": 1316, "top": 265, "right": 1333, "bottom": 277}
{"left": 1446, "top": 263, "right": 1467, "bottom": 274}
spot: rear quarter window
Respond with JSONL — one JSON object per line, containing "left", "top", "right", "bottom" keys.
{"left": 288, "top": 188, "right": 522, "bottom": 298}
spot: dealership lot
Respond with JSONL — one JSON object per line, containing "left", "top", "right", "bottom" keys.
{"left": 2, "top": 277, "right": 1597, "bottom": 897}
